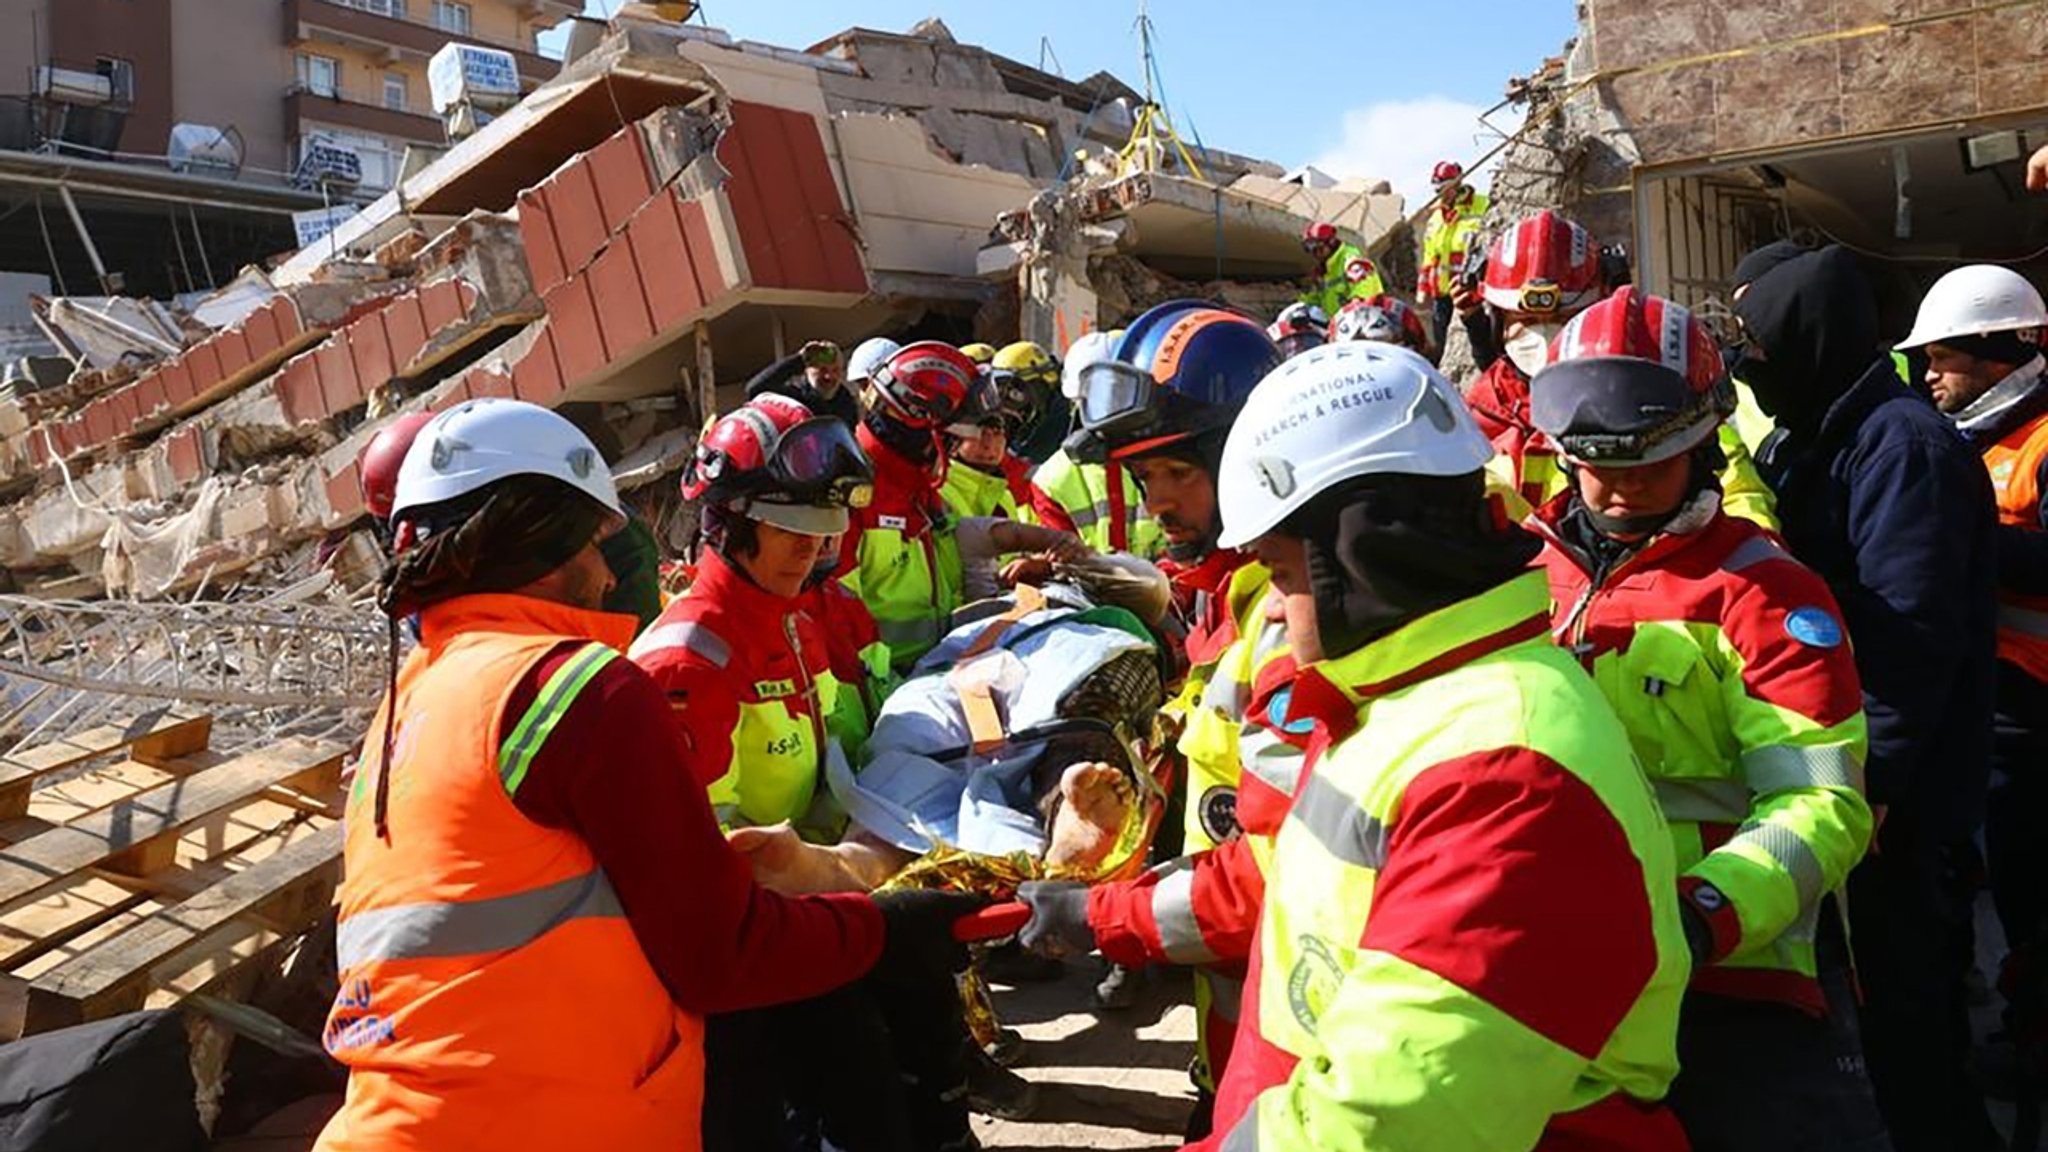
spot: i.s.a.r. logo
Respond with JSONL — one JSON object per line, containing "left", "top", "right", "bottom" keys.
{"left": 1287, "top": 934, "right": 1345, "bottom": 1034}
{"left": 1197, "top": 785, "right": 1240, "bottom": 844}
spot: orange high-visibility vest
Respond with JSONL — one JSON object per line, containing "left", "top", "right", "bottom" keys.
{"left": 1984, "top": 406, "right": 2048, "bottom": 684}
{"left": 314, "top": 593, "right": 705, "bottom": 1152}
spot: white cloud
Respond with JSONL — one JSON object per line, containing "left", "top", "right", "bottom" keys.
{"left": 1308, "top": 96, "right": 1517, "bottom": 210}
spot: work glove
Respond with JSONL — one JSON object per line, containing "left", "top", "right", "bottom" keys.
{"left": 1678, "top": 900, "right": 1717, "bottom": 970}
{"left": 871, "top": 888, "right": 988, "bottom": 984}
{"left": 1017, "top": 881, "right": 1096, "bottom": 958}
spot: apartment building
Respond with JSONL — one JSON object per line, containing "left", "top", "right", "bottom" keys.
{"left": 0, "top": 0, "right": 573, "bottom": 187}
{"left": 0, "top": 0, "right": 575, "bottom": 300}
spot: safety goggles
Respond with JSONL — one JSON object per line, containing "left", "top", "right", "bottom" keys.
{"left": 989, "top": 370, "right": 1048, "bottom": 428}
{"left": 766, "top": 416, "right": 873, "bottom": 509}
{"left": 1074, "top": 358, "right": 1158, "bottom": 437}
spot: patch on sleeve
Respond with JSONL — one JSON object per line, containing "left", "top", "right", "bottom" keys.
{"left": 1345, "top": 258, "right": 1376, "bottom": 284}
{"left": 1784, "top": 606, "right": 1844, "bottom": 648}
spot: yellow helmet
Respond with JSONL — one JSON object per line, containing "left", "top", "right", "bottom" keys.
{"left": 992, "top": 341, "right": 1058, "bottom": 379}
{"left": 958, "top": 342, "right": 998, "bottom": 365}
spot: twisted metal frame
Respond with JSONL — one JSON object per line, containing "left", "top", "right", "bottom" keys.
{"left": 0, "top": 592, "right": 387, "bottom": 756}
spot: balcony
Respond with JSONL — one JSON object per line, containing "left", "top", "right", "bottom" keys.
{"left": 284, "top": 0, "right": 562, "bottom": 84}
{"left": 287, "top": 87, "right": 446, "bottom": 145}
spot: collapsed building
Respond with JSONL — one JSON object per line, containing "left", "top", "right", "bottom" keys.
{"left": 1482, "top": 0, "right": 2048, "bottom": 335}
{"left": 0, "top": 10, "right": 1402, "bottom": 607}
{"left": 0, "top": 13, "right": 1406, "bottom": 1109}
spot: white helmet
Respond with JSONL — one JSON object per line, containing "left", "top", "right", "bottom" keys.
{"left": 848, "top": 336, "right": 902, "bottom": 384}
{"left": 1060, "top": 329, "right": 1124, "bottom": 401}
{"left": 392, "top": 398, "right": 622, "bottom": 521}
{"left": 1897, "top": 264, "right": 2048, "bottom": 350}
{"left": 1216, "top": 341, "right": 1493, "bottom": 549}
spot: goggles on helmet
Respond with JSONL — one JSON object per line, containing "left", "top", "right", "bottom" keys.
{"left": 704, "top": 415, "right": 874, "bottom": 509}
{"left": 1074, "top": 358, "right": 1158, "bottom": 438}
{"left": 1518, "top": 279, "right": 1565, "bottom": 316}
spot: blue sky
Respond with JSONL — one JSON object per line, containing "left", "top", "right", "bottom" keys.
{"left": 550, "top": 2, "right": 1578, "bottom": 205}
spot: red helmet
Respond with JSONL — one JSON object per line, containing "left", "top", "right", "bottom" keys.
{"left": 1481, "top": 210, "right": 1601, "bottom": 318}
{"left": 359, "top": 411, "right": 436, "bottom": 522}
{"left": 1431, "top": 160, "right": 1465, "bottom": 185}
{"left": 1329, "top": 295, "right": 1428, "bottom": 350}
{"left": 1301, "top": 221, "right": 1341, "bottom": 254}
{"left": 682, "top": 394, "right": 874, "bottom": 535}
{"left": 1530, "top": 286, "right": 1733, "bottom": 467}
{"left": 868, "top": 341, "right": 978, "bottom": 430}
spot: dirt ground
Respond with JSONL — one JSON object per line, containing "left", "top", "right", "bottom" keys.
{"left": 974, "top": 963, "right": 1199, "bottom": 1151}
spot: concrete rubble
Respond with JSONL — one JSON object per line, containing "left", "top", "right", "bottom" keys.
{"left": 0, "top": 10, "right": 1393, "bottom": 605}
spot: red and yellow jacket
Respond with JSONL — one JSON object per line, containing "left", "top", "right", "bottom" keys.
{"left": 631, "top": 549, "right": 850, "bottom": 836}
{"left": 1533, "top": 494, "right": 1870, "bottom": 1013}
{"left": 1194, "top": 572, "right": 1689, "bottom": 1152}
{"left": 836, "top": 427, "right": 962, "bottom": 672}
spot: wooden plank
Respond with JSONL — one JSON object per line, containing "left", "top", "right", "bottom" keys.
{"left": 23, "top": 823, "right": 341, "bottom": 1032}
{"left": 0, "top": 710, "right": 210, "bottom": 818}
{"left": 0, "top": 738, "right": 343, "bottom": 907}
{"left": 0, "top": 813, "right": 332, "bottom": 981}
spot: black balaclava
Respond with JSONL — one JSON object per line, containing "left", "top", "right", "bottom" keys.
{"left": 1731, "top": 245, "right": 1881, "bottom": 439}
{"left": 864, "top": 408, "right": 940, "bottom": 466}
{"left": 1731, "top": 239, "right": 1811, "bottom": 293}
{"left": 1284, "top": 470, "right": 1542, "bottom": 659}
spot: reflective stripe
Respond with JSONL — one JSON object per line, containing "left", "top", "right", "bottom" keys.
{"left": 1288, "top": 771, "right": 1387, "bottom": 870}
{"left": 1719, "top": 534, "right": 1790, "bottom": 575}
{"left": 1741, "top": 743, "right": 1864, "bottom": 794}
{"left": 1206, "top": 971, "right": 1244, "bottom": 1024}
{"left": 1201, "top": 671, "right": 1250, "bottom": 719}
{"left": 628, "top": 620, "right": 731, "bottom": 668}
{"left": 1218, "top": 1106, "right": 1260, "bottom": 1152}
{"left": 1240, "top": 726, "right": 1304, "bottom": 796}
{"left": 1066, "top": 499, "right": 1113, "bottom": 530}
{"left": 1653, "top": 777, "right": 1753, "bottom": 824}
{"left": 1731, "top": 820, "right": 1827, "bottom": 911}
{"left": 2001, "top": 603, "right": 2048, "bottom": 638}
{"left": 1150, "top": 860, "right": 1219, "bottom": 964}
{"left": 498, "top": 644, "right": 618, "bottom": 795}
{"left": 336, "top": 869, "right": 625, "bottom": 969}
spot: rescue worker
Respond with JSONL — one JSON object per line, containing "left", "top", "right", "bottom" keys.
{"left": 1465, "top": 210, "right": 1777, "bottom": 528}
{"left": 1733, "top": 243, "right": 2001, "bottom": 1152}
{"left": 1032, "top": 330, "right": 1167, "bottom": 559}
{"left": 633, "top": 394, "right": 875, "bottom": 834}
{"left": 990, "top": 340, "right": 1067, "bottom": 463}
{"left": 1190, "top": 341, "right": 1690, "bottom": 1150}
{"left": 1416, "top": 159, "right": 1491, "bottom": 348}
{"left": 1528, "top": 288, "right": 1888, "bottom": 1150}
{"left": 1266, "top": 302, "right": 1328, "bottom": 360}
{"left": 1298, "top": 222, "right": 1384, "bottom": 319}
{"left": 1894, "top": 266, "right": 2048, "bottom": 1023}
{"left": 835, "top": 341, "right": 976, "bottom": 673}
{"left": 315, "top": 397, "right": 980, "bottom": 1152}
{"left": 1020, "top": 299, "right": 1291, "bottom": 1137}
{"left": 1328, "top": 293, "right": 1430, "bottom": 354}
{"left": 746, "top": 339, "right": 860, "bottom": 428}
{"left": 357, "top": 410, "right": 434, "bottom": 549}
{"left": 939, "top": 366, "right": 1041, "bottom": 523}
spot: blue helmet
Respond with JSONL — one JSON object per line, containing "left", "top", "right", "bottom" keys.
{"left": 1073, "top": 299, "right": 1281, "bottom": 461}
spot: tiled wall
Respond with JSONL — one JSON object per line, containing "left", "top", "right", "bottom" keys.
{"left": 1591, "top": 0, "right": 2048, "bottom": 164}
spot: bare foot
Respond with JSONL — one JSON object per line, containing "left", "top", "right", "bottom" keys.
{"left": 1044, "top": 762, "right": 1132, "bottom": 873}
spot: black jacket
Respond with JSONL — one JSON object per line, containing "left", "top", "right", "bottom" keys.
{"left": 1739, "top": 247, "right": 1999, "bottom": 841}
{"left": 743, "top": 353, "right": 861, "bottom": 429}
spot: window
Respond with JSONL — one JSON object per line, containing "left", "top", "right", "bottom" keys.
{"left": 334, "top": 0, "right": 404, "bottom": 16}
{"left": 382, "top": 72, "right": 407, "bottom": 111}
{"left": 295, "top": 53, "right": 340, "bottom": 98}
{"left": 307, "top": 129, "right": 400, "bottom": 190}
{"left": 94, "top": 57, "right": 134, "bottom": 104}
{"left": 430, "top": 1, "right": 470, "bottom": 34}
